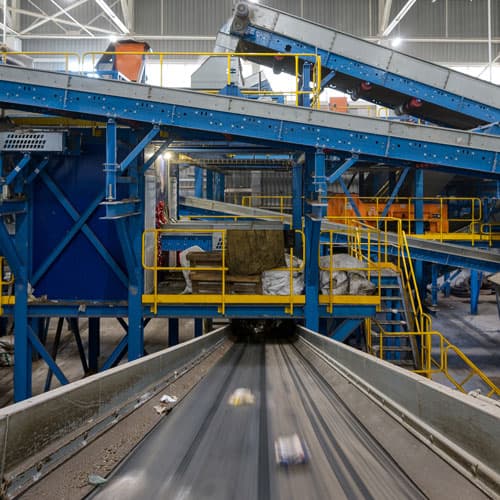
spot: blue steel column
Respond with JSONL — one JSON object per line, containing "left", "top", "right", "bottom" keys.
{"left": 105, "top": 119, "right": 118, "bottom": 201}
{"left": 194, "top": 318, "right": 203, "bottom": 338}
{"left": 169, "top": 318, "right": 179, "bottom": 346}
{"left": 414, "top": 169, "right": 424, "bottom": 296}
{"left": 88, "top": 317, "right": 100, "bottom": 373}
{"left": 292, "top": 162, "right": 303, "bottom": 251}
{"left": 194, "top": 167, "right": 204, "bottom": 198}
{"left": 470, "top": 269, "right": 482, "bottom": 315}
{"left": 128, "top": 154, "right": 145, "bottom": 360}
{"left": 431, "top": 264, "right": 439, "bottom": 307}
{"left": 304, "top": 215, "right": 321, "bottom": 331}
{"left": 214, "top": 172, "right": 225, "bottom": 202}
{"left": 206, "top": 170, "right": 214, "bottom": 200}
{"left": 14, "top": 210, "right": 30, "bottom": 401}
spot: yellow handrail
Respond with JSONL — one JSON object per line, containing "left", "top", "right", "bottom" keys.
{"left": 82, "top": 51, "right": 322, "bottom": 109}
{"left": 142, "top": 228, "right": 306, "bottom": 315}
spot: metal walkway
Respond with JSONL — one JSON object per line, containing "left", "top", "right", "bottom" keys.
{"left": 181, "top": 197, "right": 500, "bottom": 274}
{"left": 0, "top": 65, "right": 498, "bottom": 178}
{"left": 217, "top": 1, "right": 500, "bottom": 130}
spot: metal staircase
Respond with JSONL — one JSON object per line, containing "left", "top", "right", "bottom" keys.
{"left": 368, "top": 272, "right": 417, "bottom": 368}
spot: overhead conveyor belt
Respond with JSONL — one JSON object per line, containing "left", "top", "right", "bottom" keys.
{"left": 3, "top": 327, "right": 499, "bottom": 499}
{"left": 181, "top": 197, "right": 500, "bottom": 273}
{"left": 0, "top": 65, "right": 498, "bottom": 178}
{"left": 217, "top": 2, "right": 500, "bottom": 130}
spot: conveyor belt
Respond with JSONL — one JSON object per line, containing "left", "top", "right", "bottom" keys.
{"left": 218, "top": 2, "right": 500, "bottom": 130}
{"left": 90, "top": 341, "right": 489, "bottom": 499}
{"left": 181, "top": 197, "right": 500, "bottom": 273}
{"left": 0, "top": 65, "right": 498, "bottom": 178}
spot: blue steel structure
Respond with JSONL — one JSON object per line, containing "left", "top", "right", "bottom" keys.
{"left": 0, "top": 5, "right": 498, "bottom": 401}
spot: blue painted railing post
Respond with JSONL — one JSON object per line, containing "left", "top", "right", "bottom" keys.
{"left": 105, "top": 119, "right": 118, "bottom": 201}
{"left": 300, "top": 61, "right": 311, "bottom": 107}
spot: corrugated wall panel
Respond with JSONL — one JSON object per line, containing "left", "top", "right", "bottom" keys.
{"left": 17, "top": 0, "right": 500, "bottom": 65}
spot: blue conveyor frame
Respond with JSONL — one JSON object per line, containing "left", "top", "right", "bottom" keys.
{"left": 0, "top": 61, "right": 498, "bottom": 401}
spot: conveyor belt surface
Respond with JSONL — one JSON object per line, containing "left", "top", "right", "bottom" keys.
{"left": 218, "top": 2, "right": 500, "bottom": 130}
{"left": 90, "top": 341, "right": 488, "bottom": 500}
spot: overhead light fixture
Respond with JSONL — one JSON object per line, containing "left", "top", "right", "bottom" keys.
{"left": 163, "top": 151, "right": 173, "bottom": 160}
{"left": 108, "top": 35, "right": 117, "bottom": 42}
{"left": 391, "top": 37, "right": 402, "bottom": 48}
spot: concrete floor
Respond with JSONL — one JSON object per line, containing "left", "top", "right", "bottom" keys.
{"left": 0, "top": 318, "right": 199, "bottom": 407}
{"left": 430, "top": 292, "right": 500, "bottom": 390}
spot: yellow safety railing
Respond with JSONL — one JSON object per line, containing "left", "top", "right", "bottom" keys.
{"left": 0, "top": 257, "right": 14, "bottom": 316}
{"left": 325, "top": 195, "right": 486, "bottom": 243}
{"left": 341, "top": 216, "right": 500, "bottom": 398}
{"left": 0, "top": 51, "right": 80, "bottom": 72}
{"left": 82, "top": 51, "right": 322, "bottom": 108}
{"left": 318, "top": 218, "right": 405, "bottom": 313}
{"left": 365, "top": 320, "right": 500, "bottom": 398}
{"left": 241, "top": 195, "right": 293, "bottom": 213}
{"left": 142, "top": 228, "right": 305, "bottom": 315}
{"left": 180, "top": 213, "right": 289, "bottom": 223}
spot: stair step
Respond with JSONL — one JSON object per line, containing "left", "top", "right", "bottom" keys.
{"left": 381, "top": 284, "right": 401, "bottom": 289}
{"left": 379, "top": 308, "right": 405, "bottom": 314}
{"left": 377, "top": 320, "right": 407, "bottom": 326}
{"left": 374, "top": 346, "right": 413, "bottom": 352}
{"left": 381, "top": 296, "right": 403, "bottom": 301}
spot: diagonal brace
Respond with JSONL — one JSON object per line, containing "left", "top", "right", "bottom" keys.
{"left": 381, "top": 167, "right": 410, "bottom": 218}
{"left": 338, "top": 177, "right": 362, "bottom": 218}
{"left": 327, "top": 155, "right": 358, "bottom": 184}
{"left": 4, "top": 154, "right": 30, "bottom": 186}
{"left": 120, "top": 126, "right": 160, "bottom": 173}
{"left": 40, "top": 171, "right": 127, "bottom": 286}
{"left": 28, "top": 325, "right": 69, "bottom": 386}
{"left": 26, "top": 157, "right": 50, "bottom": 184}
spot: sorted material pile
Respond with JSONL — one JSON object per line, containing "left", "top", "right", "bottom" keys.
{"left": 262, "top": 254, "right": 304, "bottom": 295}
{"left": 226, "top": 230, "right": 285, "bottom": 275}
{"left": 320, "top": 254, "right": 376, "bottom": 295}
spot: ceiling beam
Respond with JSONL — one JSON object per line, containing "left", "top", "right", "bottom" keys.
{"left": 49, "top": 0, "right": 94, "bottom": 37}
{"left": 378, "top": 0, "right": 393, "bottom": 35}
{"left": 19, "top": 0, "right": 90, "bottom": 35}
{"left": 120, "top": 0, "right": 133, "bottom": 31}
{"left": 382, "top": 0, "right": 417, "bottom": 37}
{"left": 94, "top": 0, "right": 128, "bottom": 34}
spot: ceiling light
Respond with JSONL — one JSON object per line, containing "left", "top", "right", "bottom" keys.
{"left": 163, "top": 151, "right": 173, "bottom": 160}
{"left": 391, "top": 37, "right": 402, "bottom": 48}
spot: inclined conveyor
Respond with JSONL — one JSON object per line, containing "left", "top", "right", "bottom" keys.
{"left": 1, "top": 327, "right": 498, "bottom": 499}
{"left": 217, "top": 1, "right": 500, "bottom": 131}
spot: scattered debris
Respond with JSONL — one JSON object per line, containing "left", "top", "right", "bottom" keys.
{"left": 153, "top": 404, "right": 169, "bottom": 416}
{"left": 274, "top": 434, "right": 309, "bottom": 466}
{"left": 88, "top": 474, "right": 107, "bottom": 485}
{"left": 160, "top": 394, "right": 178, "bottom": 404}
{"left": 228, "top": 388, "right": 255, "bottom": 406}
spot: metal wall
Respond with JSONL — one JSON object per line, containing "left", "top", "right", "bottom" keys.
{"left": 20, "top": 0, "right": 500, "bottom": 64}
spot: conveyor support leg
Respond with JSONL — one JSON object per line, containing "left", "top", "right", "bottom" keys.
{"left": 169, "top": 318, "right": 179, "bottom": 346}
